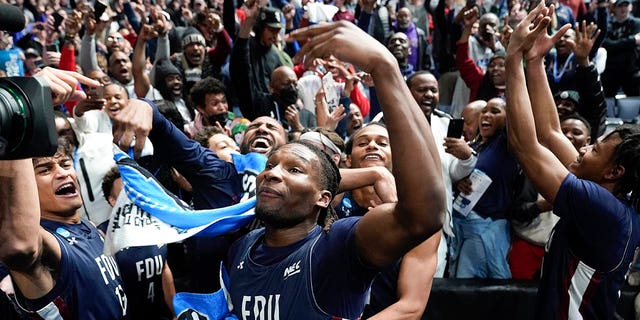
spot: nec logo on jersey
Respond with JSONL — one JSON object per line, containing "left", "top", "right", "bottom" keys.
{"left": 283, "top": 260, "right": 301, "bottom": 280}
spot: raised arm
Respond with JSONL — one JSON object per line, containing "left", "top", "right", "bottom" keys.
{"left": 571, "top": 22, "right": 606, "bottom": 140}
{"left": 291, "top": 22, "right": 445, "bottom": 268}
{"left": 79, "top": 17, "right": 100, "bottom": 74}
{"left": 0, "top": 160, "right": 59, "bottom": 300}
{"left": 132, "top": 24, "right": 155, "bottom": 99}
{"left": 505, "top": 4, "right": 571, "bottom": 204}
{"left": 523, "top": 18, "right": 579, "bottom": 166}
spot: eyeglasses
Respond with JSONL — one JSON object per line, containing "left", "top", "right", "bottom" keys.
{"left": 107, "top": 36, "right": 124, "bottom": 43}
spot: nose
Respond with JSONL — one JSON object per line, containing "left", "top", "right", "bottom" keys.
{"left": 262, "top": 165, "right": 283, "bottom": 182}
{"left": 366, "top": 140, "right": 379, "bottom": 150}
{"left": 578, "top": 145, "right": 589, "bottom": 155}
{"left": 54, "top": 164, "right": 72, "bottom": 179}
{"left": 564, "top": 132, "right": 573, "bottom": 141}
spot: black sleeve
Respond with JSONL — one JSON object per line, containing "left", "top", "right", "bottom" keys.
{"left": 575, "top": 63, "right": 607, "bottom": 140}
{"left": 506, "top": 170, "right": 542, "bottom": 224}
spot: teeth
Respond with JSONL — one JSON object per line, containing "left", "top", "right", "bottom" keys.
{"left": 55, "top": 183, "right": 76, "bottom": 195}
{"left": 364, "top": 155, "right": 382, "bottom": 160}
{"left": 252, "top": 138, "right": 271, "bottom": 148}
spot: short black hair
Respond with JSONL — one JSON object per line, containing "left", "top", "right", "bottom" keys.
{"left": 406, "top": 70, "right": 435, "bottom": 89}
{"left": 271, "top": 141, "right": 341, "bottom": 229}
{"left": 560, "top": 113, "right": 592, "bottom": 138}
{"left": 190, "top": 77, "right": 226, "bottom": 108}
{"left": 345, "top": 122, "right": 387, "bottom": 155}
{"left": 105, "top": 82, "right": 130, "bottom": 98}
{"left": 102, "top": 166, "right": 121, "bottom": 203}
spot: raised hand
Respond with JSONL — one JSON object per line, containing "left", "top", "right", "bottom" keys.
{"left": 507, "top": 3, "right": 565, "bottom": 60}
{"left": 111, "top": 99, "right": 153, "bottom": 158}
{"left": 500, "top": 15, "right": 513, "bottom": 49}
{"left": 65, "top": 10, "right": 83, "bottom": 37}
{"left": 34, "top": 67, "right": 100, "bottom": 105}
{"left": 566, "top": 20, "right": 600, "bottom": 65}
{"left": 462, "top": 7, "right": 479, "bottom": 30}
{"left": 289, "top": 21, "right": 395, "bottom": 76}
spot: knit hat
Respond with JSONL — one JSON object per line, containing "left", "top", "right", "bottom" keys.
{"left": 155, "top": 58, "right": 180, "bottom": 83}
{"left": 181, "top": 27, "right": 206, "bottom": 48}
{"left": 554, "top": 90, "right": 580, "bottom": 105}
{"left": 258, "top": 7, "right": 283, "bottom": 29}
{"left": 489, "top": 50, "right": 506, "bottom": 63}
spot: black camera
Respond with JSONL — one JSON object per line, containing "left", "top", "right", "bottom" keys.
{"left": 0, "top": 77, "right": 58, "bottom": 160}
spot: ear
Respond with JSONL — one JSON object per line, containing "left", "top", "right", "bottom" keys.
{"left": 108, "top": 194, "right": 117, "bottom": 207}
{"left": 331, "top": 153, "right": 341, "bottom": 166}
{"left": 315, "top": 190, "right": 332, "bottom": 209}
{"left": 605, "top": 164, "right": 625, "bottom": 181}
{"left": 195, "top": 105, "right": 205, "bottom": 114}
{"left": 345, "top": 154, "right": 352, "bottom": 168}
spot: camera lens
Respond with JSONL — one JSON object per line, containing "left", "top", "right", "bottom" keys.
{"left": 0, "top": 81, "right": 29, "bottom": 156}
{"left": 0, "top": 77, "right": 58, "bottom": 160}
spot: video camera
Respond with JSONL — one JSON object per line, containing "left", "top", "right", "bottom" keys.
{"left": 0, "top": 76, "right": 58, "bottom": 160}
{"left": 0, "top": 2, "right": 59, "bottom": 160}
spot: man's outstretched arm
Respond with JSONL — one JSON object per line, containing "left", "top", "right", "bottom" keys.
{"left": 523, "top": 19, "right": 580, "bottom": 166}
{"left": 290, "top": 22, "right": 445, "bottom": 268}
{"left": 505, "top": 4, "right": 570, "bottom": 204}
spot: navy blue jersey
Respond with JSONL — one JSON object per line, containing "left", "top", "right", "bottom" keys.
{"left": 12, "top": 218, "right": 127, "bottom": 319}
{"left": 469, "top": 130, "right": 520, "bottom": 219}
{"left": 335, "top": 191, "right": 369, "bottom": 219}
{"left": 115, "top": 245, "right": 172, "bottom": 320}
{"left": 226, "top": 218, "right": 377, "bottom": 319}
{"left": 536, "top": 174, "right": 640, "bottom": 319}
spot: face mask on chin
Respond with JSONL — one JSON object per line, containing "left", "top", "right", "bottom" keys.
{"left": 274, "top": 85, "right": 299, "bottom": 107}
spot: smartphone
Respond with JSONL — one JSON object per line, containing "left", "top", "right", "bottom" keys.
{"left": 52, "top": 12, "right": 64, "bottom": 31}
{"left": 322, "top": 72, "right": 339, "bottom": 112}
{"left": 46, "top": 44, "right": 59, "bottom": 52}
{"left": 85, "top": 85, "right": 104, "bottom": 100}
{"left": 94, "top": 0, "right": 108, "bottom": 20}
{"left": 447, "top": 118, "right": 464, "bottom": 138}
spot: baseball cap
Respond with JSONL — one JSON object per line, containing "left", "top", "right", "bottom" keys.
{"left": 24, "top": 47, "right": 40, "bottom": 58}
{"left": 259, "top": 7, "right": 283, "bottom": 29}
{"left": 615, "top": 0, "right": 631, "bottom": 5}
{"left": 554, "top": 90, "right": 580, "bottom": 105}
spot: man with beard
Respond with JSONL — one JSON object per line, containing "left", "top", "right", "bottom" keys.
{"left": 230, "top": 4, "right": 291, "bottom": 121}
{"left": 168, "top": 20, "right": 232, "bottom": 104}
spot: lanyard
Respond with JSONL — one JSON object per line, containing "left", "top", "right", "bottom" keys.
{"left": 553, "top": 53, "right": 574, "bottom": 83}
